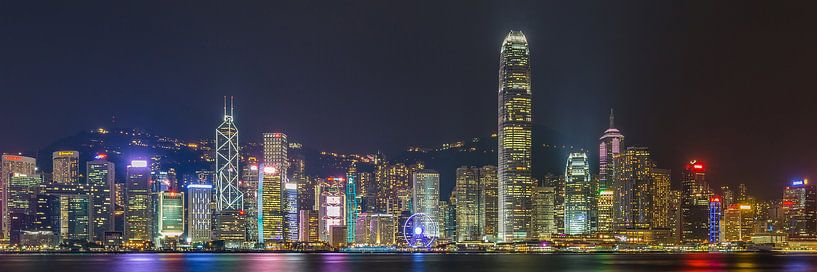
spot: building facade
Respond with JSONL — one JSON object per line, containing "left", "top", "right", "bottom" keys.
{"left": 497, "top": 30, "right": 533, "bottom": 242}
{"left": 125, "top": 160, "right": 152, "bottom": 243}
{"left": 411, "top": 169, "right": 440, "bottom": 238}
{"left": 186, "top": 183, "right": 212, "bottom": 244}
{"left": 564, "top": 152, "right": 591, "bottom": 235}
{"left": 87, "top": 157, "right": 115, "bottom": 243}
{"left": 52, "top": 151, "right": 79, "bottom": 184}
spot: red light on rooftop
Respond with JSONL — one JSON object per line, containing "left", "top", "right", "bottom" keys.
{"left": 687, "top": 160, "right": 705, "bottom": 171}
{"left": 3, "top": 155, "right": 22, "bottom": 161}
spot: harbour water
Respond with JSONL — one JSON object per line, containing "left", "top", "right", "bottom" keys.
{"left": 0, "top": 252, "right": 816, "bottom": 272}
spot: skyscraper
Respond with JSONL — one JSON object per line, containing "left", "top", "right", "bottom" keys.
{"left": 241, "top": 160, "right": 259, "bottom": 244}
{"left": 263, "top": 132, "right": 291, "bottom": 242}
{"left": 125, "top": 160, "right": 152, "bottom": 244}
{"left": 258, "top": 164, "right": 283, "bottom": 242}
{"left": 497, "top": 30, "right": 533, "bottom": 242}
{"left": 318, "top": 177, "right": 345, "bottom": 242}
{"left": 721, "top": 185, "right": 735, "bottom": 208}
{"left": 6, "top": 173, "right": 41, "bottom": 244}
{"left": 564, "top": 152, "right": 592, "bottom": 235}
{"left": 283, "top": 180, "right": 299, "bottom": 242}
{"left": 215, "top": 97, "right": 243, "bottom": 212}
{"left": 455, "top": 167, "right": 481, "bottom": 242}
{"left": 531, "top": 186, "right": 556, "bottom": 240}
{"left": 651, "top": 168, "right": 671, "bottom": 229}
{"left": 345, "top": 164, "right": 359, "bottom": 243}
{"left": 2, "top": 155, "right": 37, "bottom": 242}
{"left": 411, "top": 169, "right": 440, "bottom": 238}
{"left": 612, "top": 147, "right": 655, "bottom": 230}
{"left": 543, "top": 173, "right": 566, "bottom": 235}
{"left": 597, "top": 190, "right": 614, "bottom": 233}
{"left": 87, "top": 155, "right": 115, "bottom": 243}
{"left": 52, "top": 151, "right": 79, "bottom": 184}
{"left": 354, "top": 213, "right": 396, "bottom": 246}
{"left": 783, "top": 179, "right": 817, "bottom": 239}
{"left": 681, "top": 160, "right": 711, "bottom": 244}
{"left": 186, "top": 183, "right": 212, "bottom": 244}
{"left": 478, "top": 165, "right": 498, "bottom": 241}
{"left": 599, "top": 109, "right": 624, "bottom": 191}
{"left": 298, "top": 210, "right": 319, "bottom": 242}
{"left": 722, "top": 203, "right": 755, "bottom": 242}
{"left": 708, "top": 195, "right": 722, "bottom": 244}
{"left": 157, "top": 191, "right": 184, "bottom": 245}
{"left": 215, "top": 97, "right": 244, "bottom": 247}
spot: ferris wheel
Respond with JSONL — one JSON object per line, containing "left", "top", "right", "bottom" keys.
{"left": 403, "top": 213, "right": 439, "bottom": 248}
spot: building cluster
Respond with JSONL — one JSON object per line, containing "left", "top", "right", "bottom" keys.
{"left": 0, "top": 31, "right": 813, "bottom": 252}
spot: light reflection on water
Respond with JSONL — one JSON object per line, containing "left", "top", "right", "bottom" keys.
{"left": 2, "top": 253, "right": 817, "bottom": 272}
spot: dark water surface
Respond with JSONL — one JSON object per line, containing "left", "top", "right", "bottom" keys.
{"left": 1, "top": 253, "right": 816, "bottom": 272}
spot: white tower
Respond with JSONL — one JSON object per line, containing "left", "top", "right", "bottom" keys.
{"left": 216, "top": 96, "right": 243, "bottom": 211}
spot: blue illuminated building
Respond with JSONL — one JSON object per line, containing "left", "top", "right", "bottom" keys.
{"left": 708, "top": 195, "right": 722, "bottom": 244}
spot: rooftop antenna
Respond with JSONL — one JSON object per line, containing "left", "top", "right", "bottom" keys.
{"left": 609, "top": 108, "right": 615, "bottom": 128}
{"left": 230, "top": 96, "right": 234, "bottom": 117}
{"left": 223, "top": 96, "right": 227, "bottom": 117}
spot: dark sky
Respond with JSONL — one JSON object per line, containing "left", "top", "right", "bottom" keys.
{"left": 2, "top": 1, "right": 816, "bottom": 199}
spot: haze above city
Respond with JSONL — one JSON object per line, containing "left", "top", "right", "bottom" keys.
{"left": 2, "top": 1, "right": 816, "bottom": 200}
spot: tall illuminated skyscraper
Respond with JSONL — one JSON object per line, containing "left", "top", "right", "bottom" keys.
{"left": 6, "top": 173, "right": 41, "bottom": 244}
{"left": 258, "top": 164, "right": 283, "bottom": 242}
{"left": 564, "top": 152, "right": 591, "bottom": 235}
{"left": 318, "top": 177, "right": 345, "bottom": 242}
{"left": 681, "top": 160, "right": 711, "bottom": 244}
{"left": 708, "top": 195, "right": 722, "bottom": 244}
{"left": 1, "top": 155, "right": 36, "bottom": 243}
{"left": 478, "top": 165, "right": 498, "bottom": 241}
{"left": 283, "top": 180, "right": 299, "bottom": 242}
{"left": 215, "top": 97, "right": 243, "bottom": 212}
{"left": 241, "top": 160, "right": 259, "bottom": 244}
{"left": 215, "top": 97, "right": 245, "bottom": 246}
{"left": 125, "top": 160, "right": 152, "bottom": 243}
{"left": 411, "top": 169, "right": 440, "bottom": 238}
{"left": 52, "top": 150, "right": 79, "bottom": 184}
{"left": 612, "top": 147, "right": 654, "bottom": 230}
{"left": 598, "top": 110, "right": 623, "bottom": 191}
{"left": 783, "top": 179, "right": 817, "bottom": 239}
{"left": 345, "top": 164, "right": 359, "bottom": 243}
{"left": 455, "top": 167, "right": 480, "bottom": 242}
{"left": 87, "top": 155, "right": 115, "bottom": 243}
{"left": 497, "top": 30, "right": 533, "bottom": 242}
{"left": 186, "top": 183, "right": 212, "bottom": 244}
{"left": 597, "top": 190, "right": 614, "bottom": 233}
{"left": 531, "top": 186, "right": 556, "bottom": 240}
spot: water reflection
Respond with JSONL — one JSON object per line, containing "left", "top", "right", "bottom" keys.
{"left": 2, "top": 253, "right": 817, "bottom": 272}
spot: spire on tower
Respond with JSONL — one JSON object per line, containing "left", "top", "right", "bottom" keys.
{"left": 609, "top": 108, "right": 615, "bottom": 129}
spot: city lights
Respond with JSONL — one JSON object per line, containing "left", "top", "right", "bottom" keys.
{"left": 0, "top": 28, "right": 809, "bottom": 257}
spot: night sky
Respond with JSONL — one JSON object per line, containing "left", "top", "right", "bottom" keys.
{"left": 2, "top": 1, "right": 816, "bottom": 199}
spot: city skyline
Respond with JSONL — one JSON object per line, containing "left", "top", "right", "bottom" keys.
{"left": 0, "top": 26, "right": 815, "bottom": 256}
{"left": 7, "top": 3, "right": 817, "bottom": 272}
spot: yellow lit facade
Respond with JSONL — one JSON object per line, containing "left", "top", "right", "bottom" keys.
{"left": 497, "top": 30, "right": 533, "bottom": 242}
{"left": 259, "top": 165, "right": 283, "bottom": 242}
